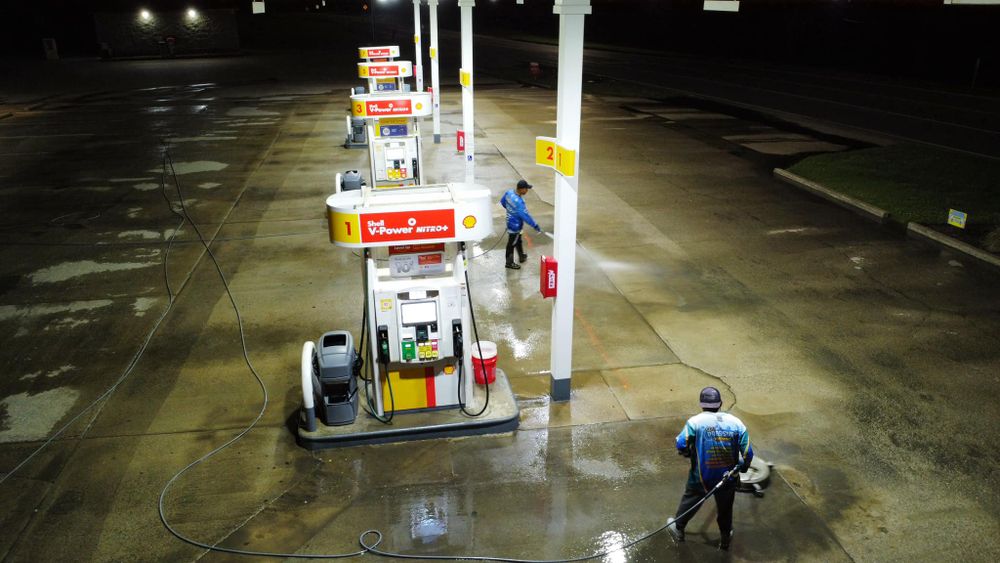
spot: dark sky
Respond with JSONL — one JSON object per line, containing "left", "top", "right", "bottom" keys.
{"left": 2, "top": 1, "right": 998, "bottom": 87}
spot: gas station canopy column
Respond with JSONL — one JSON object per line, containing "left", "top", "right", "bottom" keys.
{"left": 549, "top": 0, "right": 591, "bottom": 401}
{"left": 428, "top": 0, "right": 442, "bottom": 143}
{"left": 458, "top": 0, "right": 476, "bottom": 183}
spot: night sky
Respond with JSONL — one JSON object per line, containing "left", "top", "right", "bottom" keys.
{"left": 2, "top": 1, "right": 998, "bottom": 87}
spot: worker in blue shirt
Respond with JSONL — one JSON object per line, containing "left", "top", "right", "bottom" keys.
{"left": 667, "top": 386, "right": 754, "bottom": 551}
{"left": 499, "top": 179, "right": 541, "bottom": 270}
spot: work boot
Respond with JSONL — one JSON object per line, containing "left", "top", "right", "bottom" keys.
{"left": 720, "top": 529, "right": 734, "bottom": 551}
{"left": 505, "top": 262, "right": 521, "bottom": 270}
{"left": 519, "top": 254, "right": 528, "bottom": 263}
{"left": 666, "top": 518, "right": 684, "bottom": 543}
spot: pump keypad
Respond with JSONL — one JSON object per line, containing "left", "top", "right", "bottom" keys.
{"left": 401, "top": 339, "right": 439, "bottom": 361}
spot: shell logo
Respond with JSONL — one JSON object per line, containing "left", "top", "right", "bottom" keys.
{"left": 462, "top": 215, "right": 477, "bottom": 229}
{"left": 415, "top": 102, "right": 424, "bottom": 111}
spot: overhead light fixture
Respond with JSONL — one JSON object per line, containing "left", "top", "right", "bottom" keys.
{"left": 140, "top": 9, "right": 152, "bottom": 21}
{"left": 704, "top": 1, "right": 740, "bottom": 12}
{"left": 187, "top": 8, "right": 199, "bottom": 20}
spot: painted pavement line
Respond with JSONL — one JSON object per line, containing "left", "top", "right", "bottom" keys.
{"left": 607, "top": 74, "right": 1000, "bottom": 161}
{"left": 594, "top": 68, "right": 1000, "bottom": 136}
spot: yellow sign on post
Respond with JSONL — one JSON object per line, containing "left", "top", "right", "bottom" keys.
{"left": 555, "top": 144, "right": 576, "bottom": 177}
{"left": 535, "top": 136, "right": 556, "bottom": 168}
{"left": 329, "top": 210, "right": 361, "bottom": 244}
{"left": 460, "top": 69, "right": 472, "bottom": 89}
{"left": 535, "top": 136, "right": 576, "bottom": 177}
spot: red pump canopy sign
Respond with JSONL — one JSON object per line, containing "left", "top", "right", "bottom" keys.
{"left": 358, "top": 46, "right": 400, "bottom": 59}
{"left": 350, "top": 92, "right": 433, "bottom": 119}
{"left": 326, "top": 183, "right": 493, "bottom": 248}
{"left": 358, "top": 61, "right": 413, "bottom": 78}
{"left": 359, "top": 210, "right": 455, "bottom": 244}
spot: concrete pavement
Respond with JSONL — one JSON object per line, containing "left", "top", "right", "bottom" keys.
{"left": 1, "top": 51, "right": 999, "bottom": 563}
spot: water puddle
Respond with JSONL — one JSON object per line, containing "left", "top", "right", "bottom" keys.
{"left": 28, "top": 260, "right": 156, "bottom": 284}
{"left": 0, "top": 299, "right": 113, "bottom": 321}
{"left": 148, "top": 161, "right": 228, "bottom": 175}
{"left": 0, "top": 388, "right": 81, "bottom": 443}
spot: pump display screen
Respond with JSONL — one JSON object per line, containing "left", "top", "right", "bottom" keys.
{"left": 400, "top": 301, "right": 437, "bottom": 326}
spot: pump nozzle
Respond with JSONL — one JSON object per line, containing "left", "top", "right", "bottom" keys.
{"left": 452, "top": 320, "right": 463, "bottom": 357}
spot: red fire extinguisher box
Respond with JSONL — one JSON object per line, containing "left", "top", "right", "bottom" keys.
{"left": 456, "top": 130, "right": 465, "bottom": 152}
{"left": 540, "top": 256, "right": 557, "bottom": 298}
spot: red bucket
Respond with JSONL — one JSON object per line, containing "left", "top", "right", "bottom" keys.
{"left": 470, "top": 340, "right": 498, "bottom": 384}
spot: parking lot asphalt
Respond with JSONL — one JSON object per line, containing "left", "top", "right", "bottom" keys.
{"left": 1, "top": 50, "right": 999, "bottom": 562}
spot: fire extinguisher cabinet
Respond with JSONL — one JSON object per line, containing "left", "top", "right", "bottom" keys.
{"left": 540, "top": 256, "right": 557, "bottom": 298}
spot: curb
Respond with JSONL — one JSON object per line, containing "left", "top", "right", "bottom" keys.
{"left": 773, "top": 168, "right": 1000, "bottom": 271}
{"left": 773, "top": 168, "right": 889, "bottom": 223}
{"left": 906, "top": 223, "right": 1000, "bottom": 271}
{"left": 0, "top": 113, "right": 12, "bottom": 120}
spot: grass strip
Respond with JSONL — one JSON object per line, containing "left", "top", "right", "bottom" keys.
{"left": 787, "top": 144, "right": 1000, "bottom": 228}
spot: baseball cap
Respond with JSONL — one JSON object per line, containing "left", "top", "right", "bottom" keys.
{"left": 516, "top": 179, "right": 533, "bottom": 190}
{"left": 699, "top": 386, "right": 723, "bottom": 409}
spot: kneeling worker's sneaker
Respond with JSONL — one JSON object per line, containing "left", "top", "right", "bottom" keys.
{"left": 666, "top": 518, "right": 684, "bottom": 543}
{"left": 720, "top": 529, "right": 734, "bottom": 551}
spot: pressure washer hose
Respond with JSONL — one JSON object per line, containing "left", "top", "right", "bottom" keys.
{"left": 356, "top": 467, "right": 743, "bottom": 563}
{"left": 154, "top": 148, "right": 751, "bottom": 562}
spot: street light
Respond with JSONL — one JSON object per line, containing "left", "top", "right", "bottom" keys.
{"left": 139, "top": 9, "right": 152, "bottom": 21}
{"left": 704, "top": 0, "right": 739, "bottom": 11}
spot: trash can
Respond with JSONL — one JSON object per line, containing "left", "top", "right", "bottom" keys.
{"left": 341, "top": 170, "right": 364, "bottom": 191}
{"left": 315, "top": 331, "right": 358, "bottom": 425}
{"left": 470, "top": 341, "right": 497, "bottom": 384}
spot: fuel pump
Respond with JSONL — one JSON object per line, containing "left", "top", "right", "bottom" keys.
{"left": 367, "top": 256, "right": 467, "bottom": 413}
{"left": 299, "top": 50, "right": 519, "bottom": 447}
{"left": 299, "top": 181, "right": 497, "bottom": 436}
{"left": 351, "top": 90, "right": 431, "bottom": 189}
{"left": 345, "top": 46, "right": 427, "bottom": 188}
{"left": 346, "top": 45, "right": 412, "bottom": 149}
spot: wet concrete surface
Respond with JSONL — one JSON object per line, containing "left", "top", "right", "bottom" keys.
{"left": 1, "top": 46, "right": 999, "bottom": 563}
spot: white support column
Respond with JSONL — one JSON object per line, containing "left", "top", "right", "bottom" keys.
{"left": 550, "top": 0, "right": 590, "bottom": 402}
{"left": 428, "top": 0, "right": 442, "bottom": 143}
{"left": 413, "top": 0, "right": 425, "bottom": 94}
{"left": 458, "top": 0, "right": 475, "bottom": 183}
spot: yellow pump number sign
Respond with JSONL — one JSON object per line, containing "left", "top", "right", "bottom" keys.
{"left": 535, "top": 136, "right": 576, "bottom": 177}
{"left": 330, "top": 210, "right": 361, "bottom": 244}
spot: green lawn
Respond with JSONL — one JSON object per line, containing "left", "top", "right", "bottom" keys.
{"left": 787, "top": 144, "right": 1000, "bottom": 228}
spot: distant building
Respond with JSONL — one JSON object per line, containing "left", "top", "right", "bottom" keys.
{"left": 94, "top": 6, "right": 240, "bottom": 59}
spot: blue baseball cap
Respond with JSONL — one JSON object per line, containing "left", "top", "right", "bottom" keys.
{"left": 699, "top": 387, "right": 723, "bottom": 409}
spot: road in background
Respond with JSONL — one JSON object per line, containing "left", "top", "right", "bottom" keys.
{"left": 455, "top": 32, "right": 1000, "bottom": 158}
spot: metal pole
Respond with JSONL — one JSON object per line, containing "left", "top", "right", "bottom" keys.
{"left": 549, "top": 0, "right": 590, "bottom": 402}
{"left": 458, "top": 0, "right": 475, "bottom": 183}
{"left": 428, "top": 0, "right": 442, "bottom": 143}
{"left": 413, "top": 0, "right": 425, "bottom": 93}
